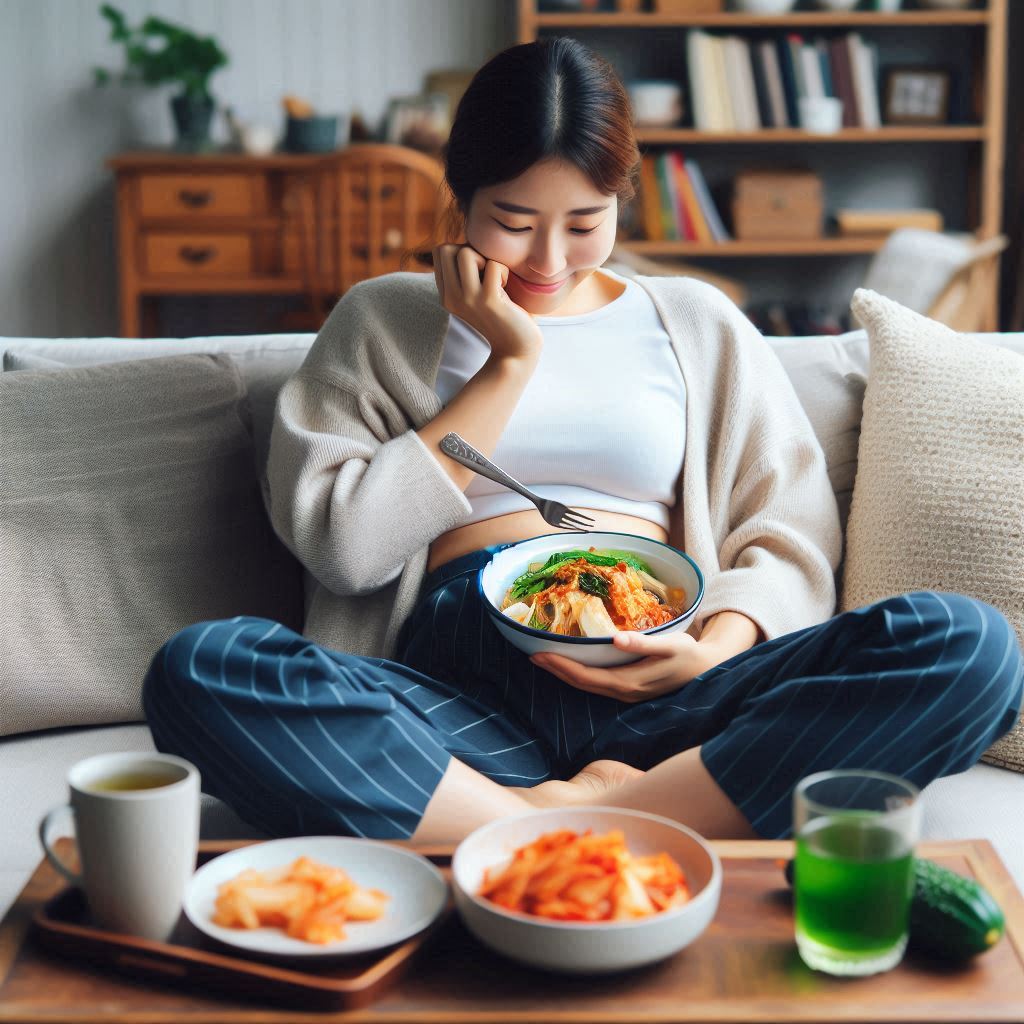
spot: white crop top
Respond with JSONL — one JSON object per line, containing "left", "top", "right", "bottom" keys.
{"left": 434, "top": 267, "right": 686, "bottom": 530}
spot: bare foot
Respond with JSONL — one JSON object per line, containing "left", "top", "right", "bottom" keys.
{"left": 508, "top": 759, "right": 646, "bottom": 809}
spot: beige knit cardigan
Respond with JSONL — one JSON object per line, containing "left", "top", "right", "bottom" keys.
{"left": 266, "top": 271, "right": 843, "bottom": 659}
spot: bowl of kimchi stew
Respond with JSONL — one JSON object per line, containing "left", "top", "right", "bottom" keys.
{"left": 451, "top": 806, "right": 722, "bottom": 974}
{"left": 478, "top": 532, "right": 704, "bottom": 666}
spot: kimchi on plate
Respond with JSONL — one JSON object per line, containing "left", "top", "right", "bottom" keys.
{"left": 499, "top": 547, "right": 688, "bottom": 637}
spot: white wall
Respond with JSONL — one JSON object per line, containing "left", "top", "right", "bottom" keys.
{"left": 0, "top": 0, "right": 515, "bottom": 337}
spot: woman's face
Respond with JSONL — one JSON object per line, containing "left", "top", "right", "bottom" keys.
{"left": 464, "top": 158, "right": 619, "bottom": 315}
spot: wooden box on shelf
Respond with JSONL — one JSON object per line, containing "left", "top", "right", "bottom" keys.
{"left": 650, "top": 0, "right": 724, "bottom": 12}
{"left": 732, "top": 169, "right": 823, "bottom": 241}
{"left": 834, "top": 208, "right": 944, "bottom": 236}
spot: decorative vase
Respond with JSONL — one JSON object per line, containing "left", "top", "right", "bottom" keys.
{"left": 284, "top": 114, "right": 340, "bottom": 153}
{"left": 170, "top": 94, "right": 216, "bottom": 151}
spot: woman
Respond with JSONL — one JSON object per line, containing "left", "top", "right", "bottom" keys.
{"left": 143, "top": 38, "right": 1022, "bottom": 845}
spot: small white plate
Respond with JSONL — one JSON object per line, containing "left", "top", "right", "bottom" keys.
{"left": 183, "top": 836, "right": 449, "bottom": 959}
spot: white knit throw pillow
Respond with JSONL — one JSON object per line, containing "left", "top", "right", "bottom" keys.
{"left": 841, "top": 288, "right": 1024, "bottom": 772}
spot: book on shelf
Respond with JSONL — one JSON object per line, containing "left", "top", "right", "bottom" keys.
{"left": 864, "top": 39, "right": 881, "bottom": 126}
{"left": 709, "top": 33, "right": 733, "bottom": 131}
{"left": 673, "top": 153, "right": 713, "bottom": 244}
{"left": 814, "top": 39, "right": 834, "bottom": 100}
{"left": 654, "top": 153, "right": 681, "bottom": 240}
{"left": 757, "top": 40, "right": 788, "bottom": 129}
{"left": 828, "top": 35, "right": 859, "bottom": 128}
{"left": 725, "top": 36, "right": 759, "bottom": 134}
{"left": 847, "top": 33, "right": 881, "bottom": 129}
{"left": 686, "top": 159, "right": 731, "bottom": 243}
{"left": 636, "top": 152, "right": 729, "bottom": 245}
{"left": 786, "top": 34, "right": 808, "bottom": 113}
{"left": 686, "top": 31, "right": 711, "bottom": 132}
{"left": 683, "top": 29, "right": 888, "bottom": 132}
{"left": 667, "top": 152, "right": 697, "bottom": 241}
{"left": 774, "top": 36, "right": 800, "bottom": 127}
{"left": 749, "top": 43, "right": 773, "bottom": 130}
{"left": 639, "top": 155, "right": 664, "bottom": 241}
{"left": 735, "top": 39, "right": 761, "bottom": 134}
{"left": 800, "top": 38, "right": 826, "bottom": 102}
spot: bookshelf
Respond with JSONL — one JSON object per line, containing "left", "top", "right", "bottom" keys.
{"left": 517, "top": 0, "right": 1008, "bottom": 331}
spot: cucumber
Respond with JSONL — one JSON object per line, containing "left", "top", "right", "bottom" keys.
{"left": 784, "top": 857, "right": 1004, "bottom": 961}
{"left": 908, "top": 858, "right": 1005, "bottom": 959}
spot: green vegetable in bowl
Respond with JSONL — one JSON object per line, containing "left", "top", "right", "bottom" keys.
{"left": 509, "top": 549, "right": 653, "bottom": 602}
{"left": 578, "top": 572, "right": 610, "bottom": 599}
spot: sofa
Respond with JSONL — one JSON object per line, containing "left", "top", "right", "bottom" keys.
{"left": 4, "top": 301, "right": 1024, "bottom": 924}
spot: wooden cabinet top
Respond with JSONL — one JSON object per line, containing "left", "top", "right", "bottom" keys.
{"left": 108, "top": 150, "right": 354, "bottom": 172}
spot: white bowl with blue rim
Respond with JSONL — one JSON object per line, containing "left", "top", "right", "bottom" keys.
{"left": 478, "top": 531, "right": 704, "bottom": 667}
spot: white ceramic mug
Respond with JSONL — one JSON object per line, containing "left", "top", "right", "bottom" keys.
{"left": 628, "top": 81, "right": 684, "bottom": 127}
{"left": 39, "top": 752, "right": 200, "bottom": 941}
{"left": 799, "top": 96, "right": 843, "bottom": 135}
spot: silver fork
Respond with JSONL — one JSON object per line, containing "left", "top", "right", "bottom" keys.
{"left": 439, "top": 432, "right": 596, "bottom": 533}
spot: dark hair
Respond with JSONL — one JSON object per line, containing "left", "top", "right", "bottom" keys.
{"left": 404, "top": 37, "right": 640, "bottom": 267}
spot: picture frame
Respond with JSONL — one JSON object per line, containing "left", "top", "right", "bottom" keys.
{"left": 882, "top": 66, "right": 952, "bottom": 125}
{"left": 383, "top": 93, "right": 450, "bottom": 155}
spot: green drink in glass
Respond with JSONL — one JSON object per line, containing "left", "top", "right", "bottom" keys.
{"left": 793, "top": 771, "right": 920, "bottom": 976}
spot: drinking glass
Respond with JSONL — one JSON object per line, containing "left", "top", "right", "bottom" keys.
{"left": 793, "top": 770, "right": 921, "bottom": 976}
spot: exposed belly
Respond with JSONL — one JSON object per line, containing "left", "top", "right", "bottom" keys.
{"left": 426, "top": 508, "right": 670, "bottom": 573}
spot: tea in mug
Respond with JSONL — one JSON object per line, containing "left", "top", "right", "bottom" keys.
{"left": 86, "top": 769, "right": 184, "bottom": 793}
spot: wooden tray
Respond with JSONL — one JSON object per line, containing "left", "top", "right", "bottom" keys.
{"left": 3, "top": 838, "right": 1024, "bottom": 1022}
{"left": 28, "top": 841, "right": 454, "bottom": 1012}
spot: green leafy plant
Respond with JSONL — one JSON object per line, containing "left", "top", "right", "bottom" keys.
{"left": 93, "top": 3, "right": 228, "bottom": 102}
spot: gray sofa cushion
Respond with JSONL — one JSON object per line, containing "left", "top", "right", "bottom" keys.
{"left": 767, "top": 330, "right": 1024, "bottom": 545}
{"left": 6, "top": 352, "right": 65, "bottom": 370}
{"left": 0, "top": 354, "right": 303, "bottom": 738}
{"left": 2, "top": 335, "right": 313, "bottom": 475}
{"left": 765, "top": 331, "right": 869, "bottom": 540}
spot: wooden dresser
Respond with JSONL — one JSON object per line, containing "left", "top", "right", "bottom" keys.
{"left": 108, "top": 150, "right": 442, "bottom": 337}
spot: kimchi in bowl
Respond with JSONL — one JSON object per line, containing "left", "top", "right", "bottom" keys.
{"left": 478, "top": 532, "right": 704, "bottom": 667}
{"left": 451, "top": 806, "right": 722, "bottom": 974}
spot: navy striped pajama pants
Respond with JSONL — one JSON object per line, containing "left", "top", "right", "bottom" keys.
{"left": 142, "top": 545, "right": 1024, "bottom": 841}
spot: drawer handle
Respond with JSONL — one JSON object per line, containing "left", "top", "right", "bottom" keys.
{"left": 179, "top": 245, "right": 215, "bottom": 264}
{"left": 178, "top": 189, "right": 213, "bottom": 208}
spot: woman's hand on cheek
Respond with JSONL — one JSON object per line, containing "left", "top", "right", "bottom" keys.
{"left": 433, "top": 242, "right": 541, "bottom": 362}
{"left": 529, "top": 631, "right": 724, "bottom": 704}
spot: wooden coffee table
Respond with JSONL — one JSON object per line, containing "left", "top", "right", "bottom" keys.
{"left": 1, "top": 838, "right": 1023, "bottom": 1022}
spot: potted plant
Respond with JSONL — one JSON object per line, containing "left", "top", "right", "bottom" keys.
{"left": 93, "top": 4, "right": 229, "bottom": 151}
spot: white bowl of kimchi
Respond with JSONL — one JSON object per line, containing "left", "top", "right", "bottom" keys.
{"left": 478, "top": 532, "right": 704, "bottom": 667}
{"left": 451, "top": 806, "right": 721, "bottom": 974}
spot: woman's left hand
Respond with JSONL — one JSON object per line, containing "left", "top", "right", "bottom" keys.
{"left": 529, "top": 631, "right": 729, "bottom": 704}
